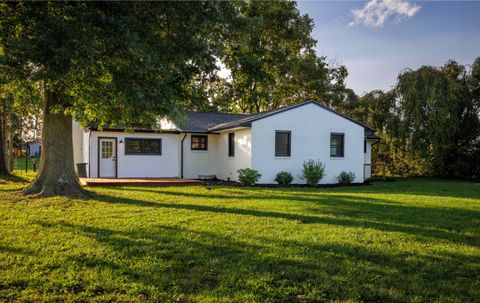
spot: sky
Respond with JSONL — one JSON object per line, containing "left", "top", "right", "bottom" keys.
{"left": 296, "top": 0, "right": 480, "bottom": 95}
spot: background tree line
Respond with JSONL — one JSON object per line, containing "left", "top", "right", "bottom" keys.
{"left": 0, "top": 1, "right": 478, "bottom": 197}
{"left": 341, "top": 59, "right": 480, "bottom": 180}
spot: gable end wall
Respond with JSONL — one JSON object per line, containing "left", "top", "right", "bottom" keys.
{"left": 251, "top": 102, "right": 365, "bottom": 184}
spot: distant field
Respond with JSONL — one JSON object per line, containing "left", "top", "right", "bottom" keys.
{"left": 1, "top": 174, "right": 479, "bottom": 302}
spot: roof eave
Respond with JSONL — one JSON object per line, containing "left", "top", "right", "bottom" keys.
{"left": 209, "top": 123, "right": 252, "bottom": 132}
{"left": 366, "top": 134, "right": 381, "bottom": 140}
{"left": 89, "top": 127, "right": 181, "bottom": 134}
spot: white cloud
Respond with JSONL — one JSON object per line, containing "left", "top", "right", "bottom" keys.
{"left": 350, "top": 0, "right": 421, "bottom": 28}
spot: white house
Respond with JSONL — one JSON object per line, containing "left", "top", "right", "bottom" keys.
{"left": 72, "top": 100, "right": 379, "bottom": 184}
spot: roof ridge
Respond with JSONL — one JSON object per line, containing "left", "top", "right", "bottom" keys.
{"left": 187, "top": 111, "right": 251, "bottom": 115}
{"left": 208, "top": 100, "right": 375, "bottom": 132}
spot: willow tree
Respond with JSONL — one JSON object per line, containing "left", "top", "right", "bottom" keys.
{"left": 0, "top": 2, "right": 233, "bottom": 196}
{"left": 396, "top": 59, "right": 480, "bottom": 178}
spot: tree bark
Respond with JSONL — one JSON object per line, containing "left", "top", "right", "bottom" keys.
{"left": 23, "top": 90, "right": 88, "bottom": 197}
{"left": 0, "top": 99, "right": 9, "bottom": 174}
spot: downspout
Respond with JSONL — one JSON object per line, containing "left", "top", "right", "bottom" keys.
{"left": 180, "top": 133, "right": 187, "bottom": 178}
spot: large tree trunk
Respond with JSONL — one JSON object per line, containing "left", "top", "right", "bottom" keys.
{"left": 23, "top": 90, "right": 88, "bottom": 197}
{"left": 0, "top": 100, "right": 9, "bottom": 174}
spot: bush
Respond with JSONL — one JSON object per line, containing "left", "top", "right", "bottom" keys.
{"left": 275, "top": 171, "right": 294, "bottom": 185}
{"left": 301, "top": 160, "right": 326, "bottom": 187}
{"left": 337, "top": 171, "right": 356, "bottom": 184}
{"left": 237, "top": 168, "right": 261, "bottom": 186}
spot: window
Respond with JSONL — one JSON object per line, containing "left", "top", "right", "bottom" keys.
{"left": 143, "top": 140, "right": 161, "bottom": 154}
{"left": 228, "top": 132, "right": 235, "bottom": 157}
{"left": 275, "top": 131, "right": 291, "bottom": 157}
{"left": 364, "top": 140, "right": 367, "bottom": 153}
{"left": 125, "top": 138, "right": 161, "bottom": 155}
{"left": 125, "top": 139, "right": 142, "bottom": 154}
{"left": 191, "top": 135, "right": 208, "bottom": 151}
{"left": 330, "top": 133, "right": 344, "bottom": 157}
{"left": 101, "top": 141, "right": 113, "bottom": 159}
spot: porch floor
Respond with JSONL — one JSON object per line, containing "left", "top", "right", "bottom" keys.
{"left": 80, "top": 177, "right": 203, "bottom": 187}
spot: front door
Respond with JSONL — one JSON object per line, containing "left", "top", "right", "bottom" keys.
{"left": 99, "top": 138, "right": 116, "bottom": 178}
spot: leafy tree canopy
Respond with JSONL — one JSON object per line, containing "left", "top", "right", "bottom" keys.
{"left": 0, "top": 1, "right": 236, "bottom": 195}
{"left": 0, "top": 1, "right": 235, "bottom": 127}
{"left": 214, "top": 0, "right": 347, "bottom": 113}
{"left": 343, "top": 58, "right": 480, "bottom": 179}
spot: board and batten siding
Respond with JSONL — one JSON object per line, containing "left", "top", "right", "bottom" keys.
{"left": 88, "top": 131, "right": 180, "bottom": 178}
{"left": 215, "top": 128, "right": 252, "bottom": 181}
{"left": 251, "top": 102, "right": 365, "bottom": 184}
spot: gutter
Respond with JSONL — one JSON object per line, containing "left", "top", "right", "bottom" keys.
{"left": 180, "top": 133, "right": 187, "bottom": 178}
{"left": 89, "top": 127, "right": 180, "bottom": 134}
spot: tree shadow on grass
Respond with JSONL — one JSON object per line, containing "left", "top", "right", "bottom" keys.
{"left": 110, "top": 184, "right": 480, "bottom": 210}
{"left": 0, "top": 174, "right": 30, "bottom": 184}
{"left": 109, "top": 186, "right": 407, "bottom": 207}
{"left": 207, "top": 178, "right": 480, "bottom": 200}
{"left": 330, "top": 178, "right": 480, "bottom": 200}
{"left": 91, "top": 191, "right": 480, "bottom": 249}
{"left": 32, "top": 220, "right": 480, "bottom": 302}
{"left": 0, "top": 245, "right": 35, "bottom": 256}
{"left": 100, "top": 188, "right": 480, "bottom": 237}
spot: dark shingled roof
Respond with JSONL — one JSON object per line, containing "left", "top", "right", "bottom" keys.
{"left": 178, "top": 112, "right": 251, "bottom": 133}
{"left": 89, "top": 101, "right": 377, "bottom": 137}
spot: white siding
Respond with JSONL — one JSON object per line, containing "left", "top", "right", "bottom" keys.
{"left": 84, "top": 130, "right": 252, "bottom": 180}
{"left": 182, "top": 134, "right": 218, "bottom": 179}
{"left": 89, "top": 131, "right": 180, "bottom": 178}
{"left": 216, "top": 128, "right": 252, "bottom": 181}
{"left": 72, "top": 121, "right": 83, "bottom": 172}
{"left": 82, "top": 129, "right": 90, "bottom": 176}
{"left": 77, "top": 103, "right": 371, "bottom": 181}
{"left": 251, "top": 102, "right": 365, "bottom": 184}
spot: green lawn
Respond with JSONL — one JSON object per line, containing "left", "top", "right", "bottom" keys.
{"left": 1, "top": 175, "right": 479, "bottom": 302}
{"left": 10, "top": 157, "right": 40, "bottom": 174}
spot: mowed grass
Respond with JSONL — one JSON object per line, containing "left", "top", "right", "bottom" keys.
{"left": 10, "top": 157, "right": 40, "bottom": 173}
{"left": 0, "top": 175, "right": 479, "bottom": 302}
